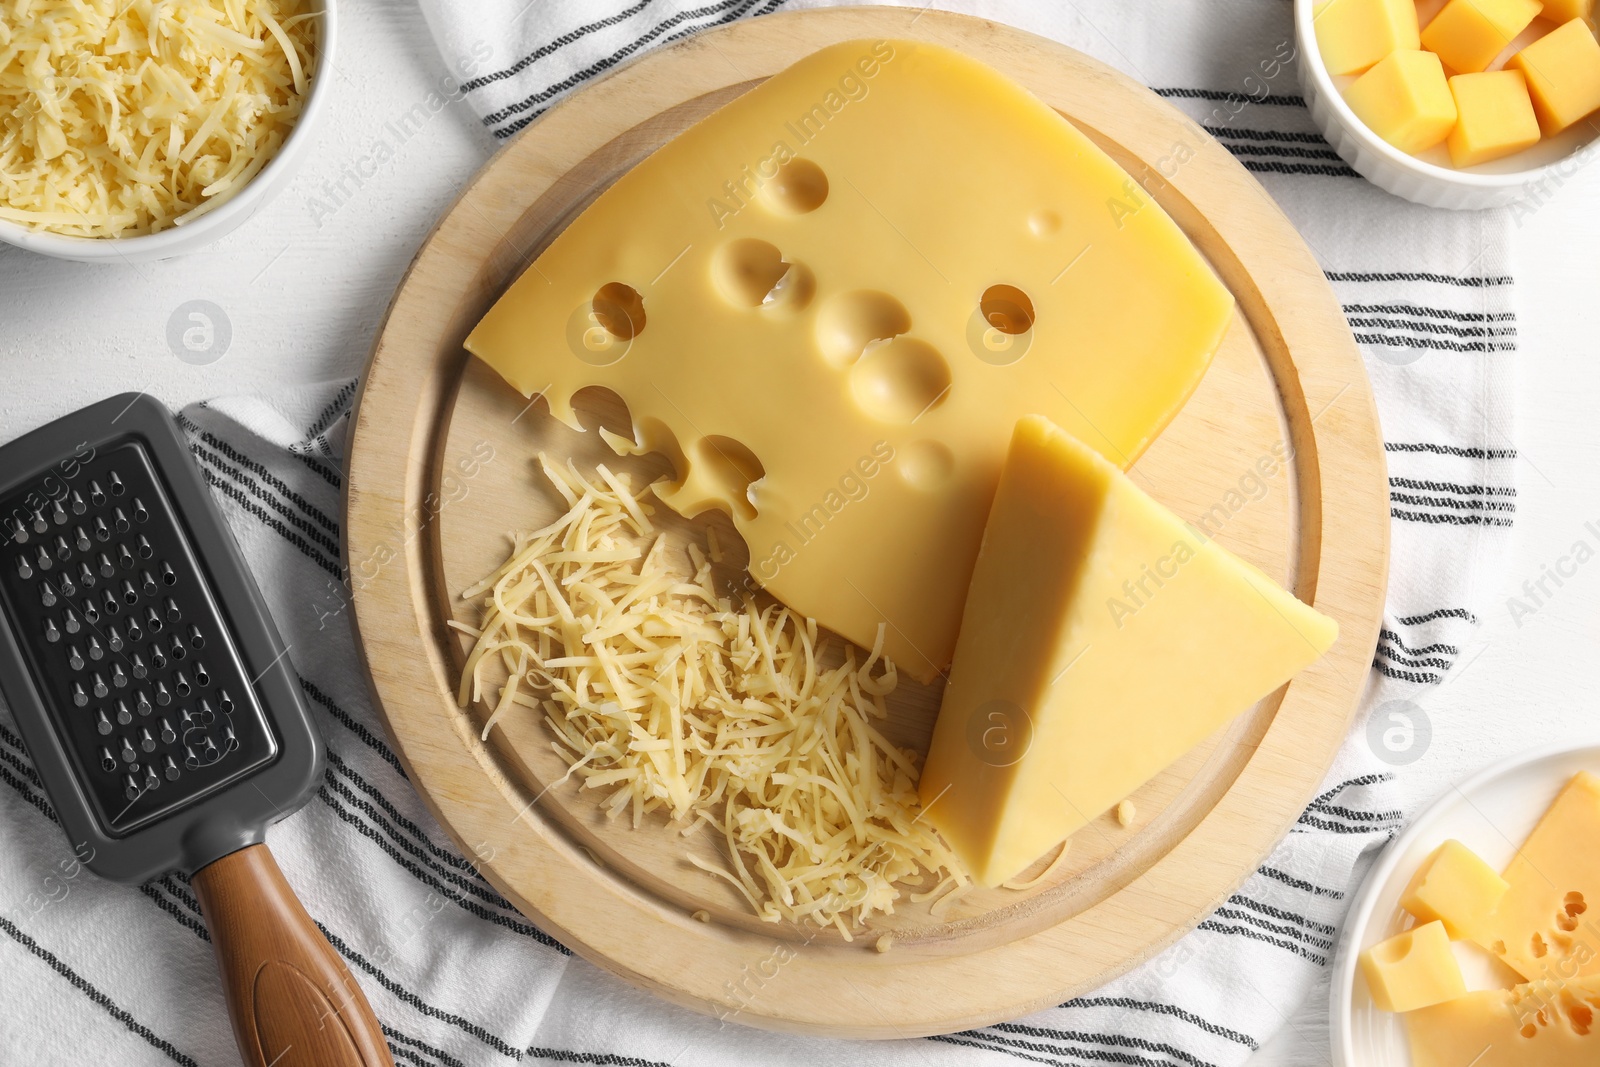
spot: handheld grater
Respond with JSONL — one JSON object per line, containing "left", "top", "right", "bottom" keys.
{"left": 0, "top": 394, "right": 391, "bottom": 1067}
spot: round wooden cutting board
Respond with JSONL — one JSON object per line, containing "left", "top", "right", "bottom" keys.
{"left": 345, "top": 7, "right": 1389, "bottom": 1038}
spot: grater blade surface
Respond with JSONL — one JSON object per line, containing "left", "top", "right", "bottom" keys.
{"left": 0, "top": 394, "right": 324, "bottom": 884}
{"left": 0, "top": 438, "right": 280, "bottom": 835}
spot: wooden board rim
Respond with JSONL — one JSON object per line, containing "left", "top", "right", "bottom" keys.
{"left": 343, "top": 7, "right": 1390, "bottom": 1038}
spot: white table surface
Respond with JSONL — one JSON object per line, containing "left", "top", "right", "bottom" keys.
{"left": 3, "top": 3, "right": 1598, "bottom": 1064}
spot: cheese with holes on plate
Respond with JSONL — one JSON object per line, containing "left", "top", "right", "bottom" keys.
{"left": 915, "top": 415, "right": 1336, "bottom": 886}
{"left": 1475, "top": 772, "right": 1600, "bottom": 981}
{"left": 1360, "top": 921, "right": 1467, "bottom": 1012}
{"left": 1406, "top": 974, "right": 1600, "bottom": 1066}
{"left": 466, "top": 39, "right": 1235, "bottom": 681}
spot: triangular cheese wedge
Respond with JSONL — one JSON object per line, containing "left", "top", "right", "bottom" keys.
{"left": 1406, "top": 974, "right": 1600, "bottom": 1067}
{"left": 467, "top": 40, "right": 1234, "bottom": 681}
{"left": 1476, "top": 771, "right": 1600, "bottom": 981}
{"left": 919, "top": 415, "right": 1337, "bottom": 886}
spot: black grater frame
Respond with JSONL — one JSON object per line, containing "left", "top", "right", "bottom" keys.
{"left": 0, "top": 393, "right": 324, "bottom": 884}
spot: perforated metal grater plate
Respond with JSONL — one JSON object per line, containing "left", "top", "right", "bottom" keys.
{"left": 0, "top": 395, "right": 323, "bottom": 884}
{"left": 0, "top": 441, "right": 279, "bottom": 833}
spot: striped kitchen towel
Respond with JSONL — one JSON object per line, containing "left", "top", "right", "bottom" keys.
{"left": 0, "top": 1, "right": 1516, "bottom": 1066}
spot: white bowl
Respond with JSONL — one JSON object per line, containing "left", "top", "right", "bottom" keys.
{"left": 1330, "top": 738, "right": 1600, "bottom": 1066}
{"left": 1295, "top": 0, "right": 1600, "bottom": 210}
{"left": 0, "top": 0, "right": 337, "bottom": 263}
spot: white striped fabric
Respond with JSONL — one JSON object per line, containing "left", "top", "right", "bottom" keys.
{"left": 0, "top": 2, "right": 1515, "bottom": 1065}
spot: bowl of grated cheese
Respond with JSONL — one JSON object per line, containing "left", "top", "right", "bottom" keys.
{"left": 0, "top": 0, "right": 335, "bottom": 263}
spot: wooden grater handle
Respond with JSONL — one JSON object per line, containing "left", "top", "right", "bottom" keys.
{"left": 191, "top": 844, "right": 393, "bottom": 1067}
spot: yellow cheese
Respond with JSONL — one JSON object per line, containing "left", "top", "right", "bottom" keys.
{"left": 1507, "top": 19, "right": 1600, "bottom": 135}
{"left": 1541, "top": 0, "right": 1595, "bottom": 23}
{"left": 1406, "top": 975, "right": 1600, "bottom": 1067}
{"left": 465, "top": 40, "right": 1235, "bottom": 682}
{"left": 1402, "top": 839, "right": 1511, "bottom": 939}
{"left": 1343, "top": 50, "right": 1458, "bottom": 154}
{"left": 1446, "top": 71, "right": 1541, "bottom": 167}
{"left": 454, "top": 457, "right": 958, "bottom": 934}
{"left": 1476, "top": 772, "right": 1600, "bottom": 981}
{"left": 1361, "top": 921, "right": 1468, "bottom": 1012}
{"left": 0, "top": 0, "right": 317, "bottom": 237}
{"left": 916, "top": 416, "right": 1337, "bottom": 886}
{"left": 1313, "top": 0, "right": 1423, "bottom": 75}
{"left": 1421, "top": 0, "right": 1542, "bottom": 74}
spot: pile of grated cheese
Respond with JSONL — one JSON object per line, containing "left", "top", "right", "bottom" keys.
{"left": 454, "top": 456, "right": 964, "bottom": 937}
{"left": 0, "top": 0, "right": 316, "bottom": 238}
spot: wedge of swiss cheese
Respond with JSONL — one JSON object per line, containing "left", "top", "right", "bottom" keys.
{"left": 1475, "top": 771, "right": 1600, "bottom": 981}
{"left": 1406, "top": 975, "right": 1600, "bottom": 1067}
{"left": 919, "top": 415, "right": 1337, "bottom": 886}
{"left": 467, "top": 39, "right": 1235, "bottom": 681}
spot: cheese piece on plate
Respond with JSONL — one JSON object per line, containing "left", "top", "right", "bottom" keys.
{"left": 1507, "top": 19, "right": 1600, "bottom": 135}
{"left": 1360, "top": 921, "right": 1467, "bottom": 1012}
{"left": 1312, "top": 0, "right": 1423, "bottom": 75}
{"left": 1476, "top": 772, "right": 1600, "bottom": 981}
{"left": 1446, "top": 71, "right": 1541, "bottom": 168}
{"left": 916, "top": 415, "right": 1337, "bottom": 886}
{"left": 1421, "top": 0, "right": 1542, "bottom": 75}
{"left": 1402, "top": 838, "right": 1511, "bottom": 939}
{"left": 1343, "top": 50, "right": 1458, "bottom": 155}
{"left": 1541, "top": 0, "right": 1595, "bottom": 24}
{"left": 466, "top": 40, "right": 1235, "bottom": 682}
{"left": 1406, "top": 975, "right": 1600, "bottom": 1067}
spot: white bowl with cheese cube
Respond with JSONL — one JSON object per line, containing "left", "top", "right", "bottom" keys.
{"left": 0, "top": 0, "right": 337, "bottom": 263}
{"left": 1296, "top": 0, "right": 1600, "bottom": 210}
{"left": 1331, "top": 740, "right": 1600, "bottom": 1066}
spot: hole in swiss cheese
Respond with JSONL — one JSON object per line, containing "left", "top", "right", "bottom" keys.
{"left": 980, "top": 284, "right": 1035, "bottom": 335}
{"left": 592, "top": 282, "right": 645, "bottom": 340}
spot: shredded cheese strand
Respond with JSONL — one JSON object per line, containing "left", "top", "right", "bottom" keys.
{"left": 458, "top": 458, "right": 964, "bottom": 935}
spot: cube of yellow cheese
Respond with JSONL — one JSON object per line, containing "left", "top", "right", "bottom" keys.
{"left": 1446, "top": 70, "right": 1540, "bottom": 167}
{"left": 1421, "top": 0, "right": 1542, "bottom": 74}
{"left": 917, "top": 416, "right": 1338, "bottom": 887}
{"left": 1542, "top": 0, "right": 1593, "bottom": 20}
{"left": 1474, "top": 772, "right": 1600, "bottom": 980}
{"left": 466, "top": 40, "right": 1237, "bottom": 683}
{"left": 1402, "top": 839, "right": 1511, "bottom": 938}
{"left": 1507, "top": 19, "right": 1600, "bottom": 135}
{"left": 1344, "top": 50, "right": 1458, "bottom": 154}
{"left": 1542, "top": 0, "right": 1595, "bottom": 23}
{"left": 1361, "top": 921, "right": 1468, "bottom": 1012}
{"left": 1407, "top": 975, "right": 1600, "bottom": 1067}
{"left": 1314, "top": 0, "right": 1422, "bottom": 75}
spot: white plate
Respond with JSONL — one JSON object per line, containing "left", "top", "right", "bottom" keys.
{"left": 1331, "top": 739, "right": 1600, "bottom": 1065}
